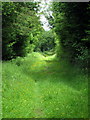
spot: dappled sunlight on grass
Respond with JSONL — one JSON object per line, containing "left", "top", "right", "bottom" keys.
{"left": 2, "top": 52, "right": 88, "bottom": 118}
{"left": 44, "top": 54, "right": 56, "bottom": 61}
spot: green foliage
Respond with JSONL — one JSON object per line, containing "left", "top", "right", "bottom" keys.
{"left": 2, "top": 2, "right": 89, "bottom": 118}
{"left": 51, "top": 2, "right": 89, "bottom": 67}
{"left": 35, "top": 30, "right": 56, "bottom": 52}
{"left": 2, "top": 2, "right": 42, "bottom": 60}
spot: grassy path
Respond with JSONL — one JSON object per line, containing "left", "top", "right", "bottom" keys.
{"left": 2, "top": 52, "right": 88, "bottom": 118}
{"left": 34, "top": 82, "right": 44, "bottom": 118}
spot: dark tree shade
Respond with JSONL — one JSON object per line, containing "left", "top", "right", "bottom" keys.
{"left": 51, "top": 2, "right": 90, "bottom": 66}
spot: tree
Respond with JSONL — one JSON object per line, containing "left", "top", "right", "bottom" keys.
{"left": 51, "top": 2, "right": 90, "bottom": 66}
{"left": 2, "top": 2, "right": 42, "bottom": 60}
{"left": 34, "top": 30, "right": 56, "bottom": 52}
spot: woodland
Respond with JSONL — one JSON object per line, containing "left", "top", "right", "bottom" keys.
{"left": 2, "top": 2, "right": 90, "bottom": 118}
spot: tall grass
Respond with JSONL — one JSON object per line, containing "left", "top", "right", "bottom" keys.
{"left": 2, "top": 52, "right": 88, "bottom": 118}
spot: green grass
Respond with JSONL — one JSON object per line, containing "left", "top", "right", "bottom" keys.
{"left": 2, "top": 52, "right": 88, "bottom": 118}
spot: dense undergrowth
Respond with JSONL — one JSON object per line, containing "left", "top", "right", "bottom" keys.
{"left": 2, "top": 52, "right": 88, "bottom": 118}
